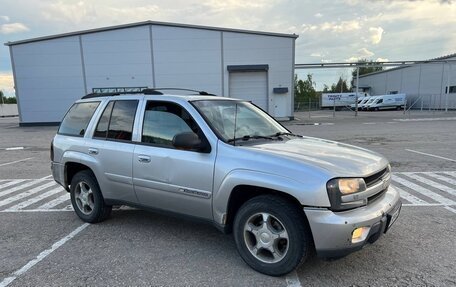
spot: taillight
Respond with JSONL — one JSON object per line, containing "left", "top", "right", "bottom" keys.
{"left": 50, "top": 140, "right": 54, "bottom": 161}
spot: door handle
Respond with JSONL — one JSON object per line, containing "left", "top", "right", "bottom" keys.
{"left": 138, "top": 155, "right": 151, "bottom": 163}
{"left": 88, "top": 148, "right": 99, "bottom": 155}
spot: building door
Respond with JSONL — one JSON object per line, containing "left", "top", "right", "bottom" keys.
{"left": 229, "top": 71, "right": 268, "bottom": 111}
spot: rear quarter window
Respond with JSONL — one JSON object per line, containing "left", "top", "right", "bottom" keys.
{"left": 58, "top": 102, "right": 100, "bottom": 137}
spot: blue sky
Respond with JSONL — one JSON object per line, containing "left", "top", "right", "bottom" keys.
{"left": 1, "top": 0, "right": 455, "bottom": 96}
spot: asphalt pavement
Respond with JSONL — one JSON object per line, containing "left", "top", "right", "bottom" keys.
{"left": 1, "top": 110, "right": 455, "bottom": 287}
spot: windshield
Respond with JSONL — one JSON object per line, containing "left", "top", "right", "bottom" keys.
{"left": 192, "top": 100, "right": 288, "bottom": 143}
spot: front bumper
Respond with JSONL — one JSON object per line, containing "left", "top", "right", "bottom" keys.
{"left": 304, "top": 185, "right": 402, "bottom": 258}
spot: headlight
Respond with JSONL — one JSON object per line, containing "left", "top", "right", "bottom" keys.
{"left": 327, "top": 178, "right": 367, "bottom": 211}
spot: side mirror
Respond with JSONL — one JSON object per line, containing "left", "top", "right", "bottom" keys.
{"left": 172, "top": 132, "right": 203, "bottom": 151}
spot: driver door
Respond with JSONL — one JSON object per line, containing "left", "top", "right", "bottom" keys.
{"left": 132, "top": 100, "right": 215, "bottom": 220}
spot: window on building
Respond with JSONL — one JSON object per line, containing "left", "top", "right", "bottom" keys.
{"left": 142, "top": 101, "right": 200, "bottom": 148}
{"left": 445, "top": 86, "right": 456, "bottom": 93}
{"left": 58, "top": 102, "right": 100, "bottom": 137}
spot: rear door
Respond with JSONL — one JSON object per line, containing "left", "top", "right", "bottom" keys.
{"left": 87, "top": 98, "right": 141, "bottom": 203}
{"left": 132, "top": 100, "right": 215, "bottom": 220}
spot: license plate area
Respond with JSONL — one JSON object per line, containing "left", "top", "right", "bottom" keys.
{"left": 385, "top": 202, "right": 401, "bottom": 233}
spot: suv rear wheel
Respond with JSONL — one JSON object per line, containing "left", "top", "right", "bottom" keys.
{"left": 233, "top": 195, "right": 311, "bottom": 276}
{"left": 70, "top": 170, "right": 112, "bottom": 223}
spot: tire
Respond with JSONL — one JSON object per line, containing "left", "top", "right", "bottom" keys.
{"left": 233, "top": 195, "right": 312, "bottom": 276}
{"left": 70, "top": 170, "right": 112, "bottom": 223}
{"left": 374, "top": 107, "right": 379, "bottom": 111}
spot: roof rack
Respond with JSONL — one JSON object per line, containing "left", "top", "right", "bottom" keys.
{"left": 81, "top": 87, "right": 216, "bottom": 99}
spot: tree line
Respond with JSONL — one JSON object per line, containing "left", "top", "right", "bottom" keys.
{"left": 0, "top": 91, "right": 17, "bottom": 104}
{"left": 294, "top": 59, "right": 383, "bottom": 104}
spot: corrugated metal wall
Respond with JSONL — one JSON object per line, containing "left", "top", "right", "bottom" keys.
{"left": 10, "top": 24, "right": 295, "bottom": 124}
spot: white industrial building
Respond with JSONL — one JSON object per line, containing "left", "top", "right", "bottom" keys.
{"left": 5, "top": 21, "right": 297, "bottom": 125}
{"left": 358, "top": 53, "right": 456, "bottom": 110}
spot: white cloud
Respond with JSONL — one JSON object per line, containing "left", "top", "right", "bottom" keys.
{"left": 376, "top": 57, "right": 389, "bottom": 62}
{"left": 310, "top": 52, "right": 322, "bottom": 57}
{"left": 202, "top": 0, "right": 280, "bottom": 11}
{"left": 0, "top": 16, "right": 10, "bottom": 22}
{"left": 314, "top": 12, "right": 323, "bottom": 18}
{"left": 0, "top": 23, "right": 29, "bottom": 34}
{"left": 42, "top": 1, "right": 98, "bottom": 24}
{"left": 320, "top": 20, "right": 361, "bottom": 32}
{"left": 369, "top": 26, "right": 384, "bottom": 44}
{"left": 345, "top": 48, "right": 375, "bottom": 62}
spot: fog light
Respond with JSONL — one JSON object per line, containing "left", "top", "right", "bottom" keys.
{"left": 352, "top": 227, "right": 370, "bottom": 243}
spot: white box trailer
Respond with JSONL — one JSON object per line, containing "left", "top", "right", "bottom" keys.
{"left": 321, "top": 92, "right": 369, "bottom": 109}
{"left": 367, "top": 94, "right": 406, "bottom": 111}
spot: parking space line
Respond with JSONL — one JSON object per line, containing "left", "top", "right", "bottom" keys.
{"left": 285, "top": 270, "right": 302, "bottom": 287}
{"left": 0, "top": 181, "right": 57, "bottom": 208}
{"left": 392, "top": 175, "right": 455, "bottom": 205}
{"left": 0, "top": 180, "right": 46, "bottom": 198}
{"left": 4, "top": 187, "right": 65, "bottom": 211}
{"left": 37, "top": 194, "right": 70, "bottom": 210}
{"left": 0, "top": 209, "right": 71, "bottom": 213}
{"left": 425, "top": 172, "right": 456, "bottom": 185}
{"left": 0, "top": 180, "right": 26, "bottom": 190}
{"left": 0, "top": 157, "right": 34, "bottom": 167}
{"left": 405, "top": 149, "right": 456, "bottom": 162}
{"left": 40, "top": 175, "right": 53, "bottom": 180}
{"left": 444, "top": 206, "right": 456, "bottom": 214}
{"left": 0, "top": 223, "right": 89, "bottom": 287}
{"left": 404, "top": 173, "right": 456, "bottom": 197}
{"left": 392, "top": 185, "right": 427, "bottom": 205}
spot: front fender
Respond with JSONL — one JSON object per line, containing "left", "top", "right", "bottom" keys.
{"left": 212, "top": 169, "right": 331, "bottom": 225}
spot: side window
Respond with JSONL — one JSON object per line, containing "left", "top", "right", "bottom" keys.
{"left": 377, "top": 99, "right": 383, "bottom": 104}
{"left": 93, "top": 101, "right": 114, "bottom": 138}
{"left": 93, "top": 100, "right": 138, "bottom": 141}
{"left": 58, "top": 102, "right": 100, "bottom": 137}
{"left": 142, "top": 101, "right": 199, "bottom": 148}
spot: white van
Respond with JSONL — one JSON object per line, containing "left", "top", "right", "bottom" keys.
{"left": 360, "top": 96, "right": 379, "bottom": 110}
{"left": 367, "top": 94, "right": 406, "bottom": 111}
{"left": 350, "top": 95, "right": 370, "bottom": 109}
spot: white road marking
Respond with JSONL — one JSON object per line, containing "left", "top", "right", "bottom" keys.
{"left": 405, "top": 149, "right": 456, "bottom": 162}
{"left": 362, "top": 122, "right": 376, "bottom": 125}
{"left": 0, "top": 223, "right": 90, "bottom": 287}
{"left": 4, "top": 147, "right": 25, "bottom": 151}
{"left": 0, "top": 209, "right": 72, "bottom": 213}
{"left": 4, "top": 187, "right": 64, "bottom": 211}
{"left": 40, "top": 175, "right": 53, "bottom": 180}
{"left": 414, "top": 172, "right": 456, "bottom": 186}
{"left": 0, "top": 181, "right": 57, "bottom": 208}
{"left": 402, "top": 203, "right": 446, "bottom": 207}
{"left": 441, "top": 171, "right": 456, "bottom": 178}
{"left": 285, "top": 270, "right": 302, "bottom": 287}
{"left": 36, "top": 193, "right": 70, "bottom": 210}
{"left": 392, "top": 185, "right": 427, "bottom": 205}
{"left": 0, "top": 180, "right": 26, "bottom": 190}
{"left": 444, "top": 206, "right": 456, "bottom": 214}
{"left": 394, "top": 117, "right": 456, "bottom": 122}
{"left": 0, "top": 179, "right": 47, "bottom": 198}
{"left": 392, "top": 175, "right": 455, "bottom": 205}
{"left": 0, "top": 157, "right": 34, "bottom": 167}
{"left": 404, "top": 173, "right": 456, "bottom": 197}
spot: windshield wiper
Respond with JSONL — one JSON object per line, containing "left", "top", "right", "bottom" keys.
{"left": 270, "top": 132, "right": 302, "bottom": 138}
{"left": 227, "top": 135, "right": 275, "bottom": 143}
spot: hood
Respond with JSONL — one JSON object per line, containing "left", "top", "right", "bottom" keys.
{"left": 243, "top": 136, "right": 388, "bottom": 177}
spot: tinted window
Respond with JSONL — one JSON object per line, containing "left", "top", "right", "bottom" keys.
{"left": 93, "top": 101, "right": 114, "bottom": 138}
{"left": 106, "top": 100, "right": 138, "bottom": 141}
{"left": 58, "top": 102, "right": 99, "bottom": 136}
{"left": 142, "top": 101, "right": 199, "bottom": 147}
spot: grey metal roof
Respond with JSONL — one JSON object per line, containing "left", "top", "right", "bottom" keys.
{"left": 359, "top": 53, "right": 456, "bottom": 78}
{"left": 4, "top": 20, "right": 298, "bottom": 46}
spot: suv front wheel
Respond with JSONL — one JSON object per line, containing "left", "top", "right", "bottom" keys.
{"left": 70, "top": 170, "right": 112, "bottom": 223}
{"left": 233, "top": 195, "right": 312, "bottom": 276}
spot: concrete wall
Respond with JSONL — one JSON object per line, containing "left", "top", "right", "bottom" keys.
{"left": 0, "top": 104, "right": 18, "bottom": 117}
{"left": 10, "top": 24, "right": 295, "bottom": 124}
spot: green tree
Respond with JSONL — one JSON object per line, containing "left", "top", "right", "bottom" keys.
{"left": 350, "top": 59, "right": 383, "bottom": 89}
{"left": 329, "top": 77, "right": 350, "bottom": 93}
{"left": 0, "top": 91, "right": 17, "bottom": 104}
{"left": 294, "top": 74, "right": 318, "bottom": 110}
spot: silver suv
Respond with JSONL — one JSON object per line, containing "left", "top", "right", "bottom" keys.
{"left": 51, "top": 88, "right": 401, "bottom": 276}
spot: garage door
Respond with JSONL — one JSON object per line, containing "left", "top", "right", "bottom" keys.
{"left": 229, "top": 71, "right": 268, "bottom": 111}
